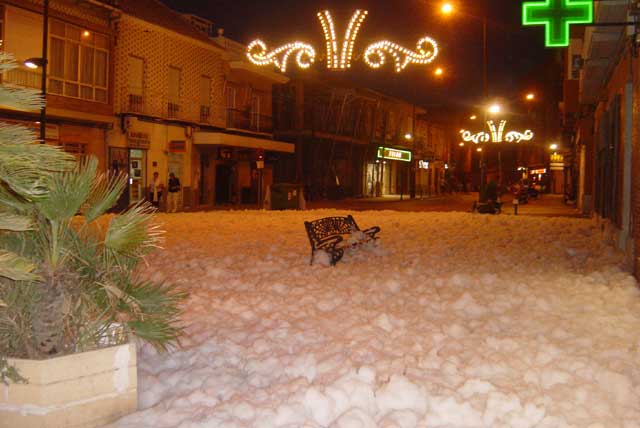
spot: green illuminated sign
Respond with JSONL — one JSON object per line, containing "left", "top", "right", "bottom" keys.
{"left": 523, "top": 0, "right": 593, "bottom": 48}
{"left": 377, "top": 147, "right": 412, "bottom": 162}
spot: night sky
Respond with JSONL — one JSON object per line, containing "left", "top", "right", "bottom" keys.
{"left": 162, "top": 0, "right": 557, "bottom": 111}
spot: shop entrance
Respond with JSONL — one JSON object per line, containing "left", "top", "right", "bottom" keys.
{"left": 128, "top": 149, "right": 147, "bottom": 204}
{"left": 215, "top": 164, "right": 233, "bottom": 204}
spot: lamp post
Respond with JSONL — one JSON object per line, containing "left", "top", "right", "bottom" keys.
{"left": 25, "top": 0, "right": 48, "bottom": 143}
{"left": 442, "top": 3, "right": 489, "bottom": 196}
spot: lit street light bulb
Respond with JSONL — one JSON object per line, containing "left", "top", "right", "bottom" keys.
{"left": 441, "top": 3, "right": 454, "bottom": 15}
{"left": 434, "top": 67, "right": 444, "bottom": 76}
{"left": 470, "top": 115, "right": 477, "bottom": 120}
{"left": 404, "top": 133, "right": 412, "bottom": 140}
{"left": 488, "top": 104, "right": 501, "bottom": 114}
{"left": 459, "top": 142, "right": 465, "bottom": 147}
{"left": 526, "top": 93, "right": 535, "bottom": 101}
{"left": 476, "top": 147, "right": 483, "bottom": 152}
{"left": 550, "top": 143, "right": 558, "bottom": 151}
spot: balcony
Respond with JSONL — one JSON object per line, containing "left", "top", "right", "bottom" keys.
{"left": 200, "top": 105, "right": 211, "bottom": 123}
{"left": 128, "top": 94, "right": 144, "bottom": 113}
{"left": 167, "top": 102, "right": 180, "bottom": 119}
{"left": 226, "top": 108, "right": 273, "bottom": 133}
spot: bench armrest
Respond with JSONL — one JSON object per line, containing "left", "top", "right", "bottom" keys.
{"left": 361, "top": 226, "right": 380, "bottom": 240}
{"left": 315, "top": 234, "right": 344, "bottom": 250}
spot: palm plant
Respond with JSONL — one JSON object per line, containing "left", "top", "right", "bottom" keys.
{"left": 0, "top": 52, "right": 186, "bottom": 361}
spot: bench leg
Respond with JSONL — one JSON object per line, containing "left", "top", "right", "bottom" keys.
{"left": 330, "top": 248, "right": 344, "bottom": 266}
{"left": 310, "top": 249, "right": 315, "bottom": 265}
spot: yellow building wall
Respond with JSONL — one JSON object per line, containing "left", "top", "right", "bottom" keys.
{"left": 113, "top": 15, "right": 226, "bottom": 126}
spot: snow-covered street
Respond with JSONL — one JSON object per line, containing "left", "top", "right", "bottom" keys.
{"left": 108, "top": 210, "right": 640, "bottom": 428}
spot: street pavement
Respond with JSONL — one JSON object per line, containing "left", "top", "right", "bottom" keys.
{"left": 306, "top": 192, "right": 583, "bottom": 217}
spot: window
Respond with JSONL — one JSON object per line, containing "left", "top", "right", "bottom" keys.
{"left": 167, "top": 66, "right": 180, "bottom": 118}
{"left": 199, "top": 76, "right": 211, "bottom": 122}
{"left": 226, "top": 86, "right": 237, "bottom": 127}
{"left": 127, "top": 56, "right": 144, "bottom": 112}
{"left": 250, "top": 93, "right": 261, "bottom": 131}
{"left": 48, "top": 20, "right": 108, "bottom": 103}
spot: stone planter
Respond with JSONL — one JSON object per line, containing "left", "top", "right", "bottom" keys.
{"left": 0, "top": 343, "right": 137, "bottom": 428}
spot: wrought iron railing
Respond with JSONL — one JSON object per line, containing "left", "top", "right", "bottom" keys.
{"left": 226, "top": 108, "right": 273, "bottom": 133}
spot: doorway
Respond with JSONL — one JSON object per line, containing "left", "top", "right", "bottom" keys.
{"left": 128, "top": 149, "right": 147, "bottom": 204}
{"left": 215, "top": 163, "right": 233, "bottom": 204}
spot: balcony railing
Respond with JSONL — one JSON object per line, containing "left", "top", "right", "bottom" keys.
{"left": 167, "top": 102, "right": 180, "bottom": 119}
{"left": 226, "top": 108, "right": 273, "bottom": 133}
{"left": 200, "top": 105, "right": 211, "bottom": 123}
{"left": 128, "top": 94, "right": 144, "bottom": 113}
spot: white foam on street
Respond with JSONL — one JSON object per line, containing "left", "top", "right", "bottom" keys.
{"left": 106, "top": 210, "right": 640, "bottom": 428}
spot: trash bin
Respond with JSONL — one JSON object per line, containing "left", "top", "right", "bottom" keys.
{"left": 270, "top": 183, "right": 303, "bottom": 210}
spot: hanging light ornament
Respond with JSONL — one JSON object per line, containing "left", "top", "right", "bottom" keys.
{"left": 363, "top": 37, "right": 439, "bottom": 72}
{"left": 460, "top": 120, "right": 535, "bottom": 144}
{"left": 246, "top": 10, "right": 439, "bottom": 73}
{"left": 246, "top": 40, "right": 316, "bottom": 73}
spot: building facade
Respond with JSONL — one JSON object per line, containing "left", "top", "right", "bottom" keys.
{"left": 108, "top": 0, "right": 293, "bottom": 211}
{"left": 1, "top": 0, "right": 116, "bottom": 166}
{"left": 561, "top": 2, "right": 638, "bottom": 272}
{"left": 273, "top": 78, "right": 451, "bottom": 200}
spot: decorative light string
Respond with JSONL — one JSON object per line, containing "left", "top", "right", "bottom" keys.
{"left": 247, "top": 39, "right": 316, "bottom": 73}
{"left": 460, "top": 130, "right": 491, "bottom": 144}
{"left": 364, "top": 37, "right": 439, "bottom": 72}
{"left": 461, "top": 120, "right": 535, "bottom": 144}
{"left": 247, "top": 10, "right": 439, "bottom": 73}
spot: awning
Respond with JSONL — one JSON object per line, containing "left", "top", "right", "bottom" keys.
{"left": 194, "top": 131, "right": 294, "bottom": 153}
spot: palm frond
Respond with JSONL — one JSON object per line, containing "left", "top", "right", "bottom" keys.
{"left": 0, "top": 213, "right": 32, "bottom": 232}
{"left": 104, "top": 203, "right": 164, "bottom": 257}
{"left": 0, "top": 250, "right": 38, "bottom": 282}
{"left": 0, "top": 125, "right": 74, "bottom": 200}
{"left": 37, "top": 157, "right": 96, "bottom": 222}
{"left": 82, "top": 172, "right": 127, "bottom": 223}
{"left": 120, "top": 279, "right": 187, "bottom": 352}
{"left": 0, "top": 53, "right": 44, "bottom": 112}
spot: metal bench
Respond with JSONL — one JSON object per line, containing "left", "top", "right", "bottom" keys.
{"left": 304, "top": 215, "right": 381, "bottom": 266}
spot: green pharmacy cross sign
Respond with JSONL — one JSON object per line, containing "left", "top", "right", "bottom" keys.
{"left": 523, "top": 0, "right": 593, "bottom": 47}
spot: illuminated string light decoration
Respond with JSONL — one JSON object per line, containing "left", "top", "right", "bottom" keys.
{"left": 460, "top": 120, "right": 534, "bottom": 144}
{"left": 505, "top": 129, "right": 535, "bottom": 143}
{"left": 522, "top": 0, "right": 593, "bottom": 48}
{"left": 364, "top": 37, "right": 439, "bottom": 72}
{"left": 247, "top": 10, "right": 439, "bottom": 73}
{"left": 317, "top": 9, "right": 368, "bottom": 69}
{"left": 460, "top": 130, "right": 490, "bottom": 144}
{"left": 247, "top": 40, "right": 316, "bottom": 73}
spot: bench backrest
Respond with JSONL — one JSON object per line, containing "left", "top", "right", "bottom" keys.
{"left": 304, "top": 215, "right": 360, "bottom": 248}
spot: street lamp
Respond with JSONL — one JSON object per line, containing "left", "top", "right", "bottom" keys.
{"left": 549, "top": 143, "right": 558, "bottom": 151}
{"left": 469, "top": 115, "right": 477, "bottom": 120}
{"left": 24, "top": 0, "right": 49, "bottom": 143}
{"left": 526, "top": 92, "right": 535, "bottom": 101}
{"left": 488, "top": 103, "right": 501, "bottom": 115}
{"left": 441, "top": 2, "right": 454, "bottom": 15}
{"left": 434, "top": 67, "right": 444, "bottom": 76}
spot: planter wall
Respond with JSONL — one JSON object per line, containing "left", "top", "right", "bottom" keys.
{"left": 0, "top": 343, "right": 137, "bottom": 428}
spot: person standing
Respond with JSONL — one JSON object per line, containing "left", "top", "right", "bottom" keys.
{"left": 167, "top": 172, "right": 181, "bottom": 213}
{"left": 148, "top": 171, "right": 164, "bottom": 208}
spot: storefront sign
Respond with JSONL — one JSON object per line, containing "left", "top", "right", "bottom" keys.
{"left": 127, "top": 131, "right": 150, "bottom": 149}
{"left": 418, "top": 160, "right": 430, "bottom": 169}
{"left": 530, "top": 168, "right": 547, "bottom": 174}
{"left": 169, "top": 140, "right": 186, "bottom": 153}
{"left": 377, "top": 147, "right": 412, "bottom": 162}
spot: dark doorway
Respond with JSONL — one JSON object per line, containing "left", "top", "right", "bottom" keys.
{"left": 215, "top": 164, "right": 232, "bottom": 204}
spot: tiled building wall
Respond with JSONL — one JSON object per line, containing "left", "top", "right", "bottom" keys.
{"left": 114, "top": 16, "right": 225, "bottom": 127}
